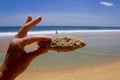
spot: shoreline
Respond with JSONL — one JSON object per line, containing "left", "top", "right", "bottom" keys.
{"left": 0, "top": 29, "right": 120, "bottom": 37}
{"left": 0, "top": 34, "right": 120, "bottom": 55}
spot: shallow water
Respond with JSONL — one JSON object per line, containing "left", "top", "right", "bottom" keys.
{"left": 0, "top": 33, "right": 120, "bottom": 71}
{"left": 28, "top": 36, "right": 120, "bottom": 70}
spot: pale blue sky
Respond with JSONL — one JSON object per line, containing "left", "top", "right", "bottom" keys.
{"left": 0, "top": 0, "right": 120, "bottom": 26}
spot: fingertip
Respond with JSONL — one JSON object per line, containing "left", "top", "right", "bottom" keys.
{"left": 32, "top": 16, "right": 42, "bottom": 24}
{"left": 25, "top": 16, "right": 32, "bottom": 24}
{"left": 41, "top": 37, "right": 52, "bottom": 42}
{"left": 37, "top": 16, "right": 42, "bottom": 21}
{"left": 28, "top": 15, "right": 32, "bottom": 19}
{"left": 38, "top": 16, "right": 42, "bottom": 19}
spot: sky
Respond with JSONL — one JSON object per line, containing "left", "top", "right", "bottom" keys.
{"left": 0, "top": 0, "right": 120, "bottom": 26}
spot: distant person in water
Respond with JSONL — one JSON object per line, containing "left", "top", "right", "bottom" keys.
{"left": 56, "top": 30, "right": 58, "bottom": 34}
{"left": 0, "top": 16, "right": 51, "bottom": 80}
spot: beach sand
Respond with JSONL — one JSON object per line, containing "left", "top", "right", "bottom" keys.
{"left": 17, "top": 62, "right": 120, "bottom": 80}
{"left": 16, "top": 36, "right": 120, "bottom": 80}
{"left": 0, "top": 33, "right": 120, "bottom": 80}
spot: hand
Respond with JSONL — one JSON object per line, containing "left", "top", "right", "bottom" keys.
{"left": 0, "top": 16, "right": 51, "bottom": 80}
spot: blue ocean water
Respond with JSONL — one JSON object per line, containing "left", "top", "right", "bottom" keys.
{"left": 0, "top": 26, "right": 120, "bottom": 32}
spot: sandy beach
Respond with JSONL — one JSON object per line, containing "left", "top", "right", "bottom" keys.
{"left": 0, "top": 31, "right": 120, "bottom": 80}
{"left": 16, "top": 35, "right": 120, "bottom": 80}
{"left": 16, "top": 61, "right": 120, "bottom": 80}
{"left": 0, "top": 0, "right": 120, "bottom": 79}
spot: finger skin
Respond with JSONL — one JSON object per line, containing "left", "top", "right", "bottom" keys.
{"left": 20, "top": 36, "right": 51, "bottom": 47}
{"left": 25, "top": 16, "right": 32, "bottom": 24}
{"left": 0, "top": 16, "right": 50, "bottom": 80}
{"left": 16, "top": 16, "right": 42, "bottom": 38}
{"left": 27, "top": 48, "right": 48, "bottom": 60}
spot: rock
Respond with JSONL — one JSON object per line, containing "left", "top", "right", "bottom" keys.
{"left": 38, "top": 36, "right": 86, "bottom": 52}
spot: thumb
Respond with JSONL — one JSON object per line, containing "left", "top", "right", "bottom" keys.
{"left": 27, "top": 48, "right": 48, "bottom": 60}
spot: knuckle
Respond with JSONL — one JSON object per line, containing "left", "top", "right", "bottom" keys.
{"left": 10, "top": 39, "right": 22, "bottom": 48}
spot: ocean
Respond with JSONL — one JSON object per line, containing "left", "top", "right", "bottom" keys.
{"left": 0, "top": 26, "right": 120, "bottom": 37}
{"left": 0, "top": 26, "right": 120, "bottom": 32}
{"left": 0, "top": 26, "right": 120, "bottom": 70}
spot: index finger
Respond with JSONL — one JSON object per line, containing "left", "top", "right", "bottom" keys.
{"left": 15, "top": 16, "right": 42, "bottom": 38}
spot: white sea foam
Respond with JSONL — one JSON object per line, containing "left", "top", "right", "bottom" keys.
{"left": 0, "top": 30, "right": 120, "bottom": 37}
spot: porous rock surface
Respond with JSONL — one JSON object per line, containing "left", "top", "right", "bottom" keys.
{"left": 38, "top": 36, "right": 86, "bottom": 52}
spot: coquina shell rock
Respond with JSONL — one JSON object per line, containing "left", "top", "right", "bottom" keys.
{"left": 38, "top": 36, "right": 86, "bottom": 52}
